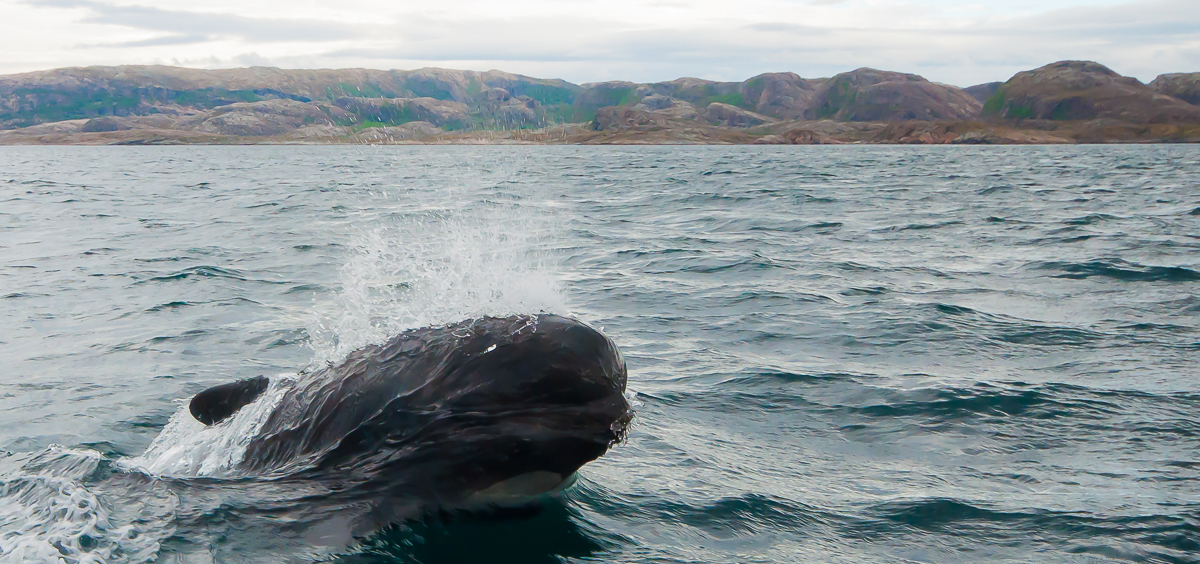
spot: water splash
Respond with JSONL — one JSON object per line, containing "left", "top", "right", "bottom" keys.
{"left": 122, "top": 374, "right": 297, "bottom": 478}
{"left": 127, "top": 176, "right": 570, "bottom": 477}
{"left": 306, "top": 191, "right": 568, "bottom": 365}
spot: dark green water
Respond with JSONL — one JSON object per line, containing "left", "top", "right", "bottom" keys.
{"left": 1, "top": 146, "right": 1197, "bottom": 563}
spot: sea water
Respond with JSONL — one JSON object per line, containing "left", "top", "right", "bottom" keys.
{"left": 0, "top": 145, "right": 1197, "bottom": 563}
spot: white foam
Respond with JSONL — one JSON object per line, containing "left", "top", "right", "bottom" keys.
{"left": 0, "top": 446, "right": 167, "bottom": 564}
{"left": 122, "top": 374, "right": 297, "bottom": 479}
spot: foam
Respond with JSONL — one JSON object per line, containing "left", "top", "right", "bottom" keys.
{"left": 0, "top": 447, "right": 165, "bottom": 564}
{"left": 121, "top": 374, "right": 297, "bottom": 479}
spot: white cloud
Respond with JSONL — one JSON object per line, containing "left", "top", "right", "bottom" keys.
{"left": 0, "top": 0, "right": 1196, "bottom": 85}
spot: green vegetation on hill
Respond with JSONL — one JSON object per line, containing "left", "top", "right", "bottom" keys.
{"left": 3, "top": 88, "right": 140, "bottom": 127}
{"left": 325, "top": 83, "right": 387, "bottom": 100}
{"left": 588, "top": 86, "right": 639, "bottom": 108}
{"left": 812, "top": 79, "right": 857, "bottom": 119}
{"left": 983, "top": 90, "right": 1034, "bottom": 120}
{"left": 517, "top": 84, "right": 576, "bottom": 106}
{"left": 696, "top": 92, "right": 745, "bottom": 109}
{"left": 404, "top": 81, "right": 453, "bottom": 101}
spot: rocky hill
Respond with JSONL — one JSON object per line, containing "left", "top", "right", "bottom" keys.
{"left": 1150, "top": 73, "right": 1200, "bottom": 106}
{"left": 0, "top": 66, "right": 582, "bottom": 131}
{"left": 981, "top": 61, "right": 1200, "bottom": 123}
{"left": 1, "top": 61, "right": 1199, "bottom": 145}
{"left": 0, "top": 64, "right": 978, "bottom": 133}
{"left": 803, "top": 68, "right": 981, "bottom": 121}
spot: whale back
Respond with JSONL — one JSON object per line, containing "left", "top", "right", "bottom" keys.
{"left": 235, "top": 314, "right": 630, "bottom": 494}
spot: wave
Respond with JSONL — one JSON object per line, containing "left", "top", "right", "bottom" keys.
{"left": 841, "top": 286, "right": 888, "bottom": 296}
{"left": 866, "top": 498, "right": 1199, "bottom": 563}
{"left": 141, "top": 265, "right": 247, "bottom": 283}
{"left": 637, "top": 255, "right": 790, "bottom": 275}
{"left": 1037, "top": 259, "right": 1200, "bottom": 282}
{"left": 716, "top": 369, "right": 859, "bottom": 387}
{"left": 144, "top": 300, "right": 192, "bottom": 312}
{"left": 883, "top": 220, "right": 963, "bottom": 231}
{"left": 845, "top": 382, "right": 1121, "bottom": 420}
{"left": 1062, "top": 213, "right": 1122, "bottom": 225}
{"left": 571, "top": 481, "right": 829, "bottom": 536}
{"left": 863, "top": 302, "right": 1108, "bottom": 348}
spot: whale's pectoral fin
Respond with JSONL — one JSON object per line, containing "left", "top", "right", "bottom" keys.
{"left": 189, "top": 375, "right": 270, "bottom": 425}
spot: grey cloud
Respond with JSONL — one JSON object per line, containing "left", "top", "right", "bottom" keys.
{"left": 30, "top": 0, "right": 357, "bottom": 43}
{"left": 19, "top": 0, "right": 1200, "bottom": 87}
{"left": 745, "top": 22, "right": 832, "bottom": 35}
{"left": 325, "top": 47, "right": 590, "bottom": 64}
{"left": 99, "top": 34, "right": 210, "bottom": 48}
{"left": 233, "top": 52, "right": 275, "bottom": 67}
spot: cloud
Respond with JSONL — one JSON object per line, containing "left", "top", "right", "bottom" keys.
{"left": 28, "top": 0, "right": 357, "bottom": 43}
{"left": 4, "top": 0, "right": 1199, "bottom": 86}
{"left": 232, "top": 52, "right": 275, "bottom": 67}
{"left": 92, "top": 34, "right": 210, "bottom": 48}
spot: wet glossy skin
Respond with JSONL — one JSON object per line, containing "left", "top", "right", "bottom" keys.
{"left": 192, "top": 314, "right": 631, "bottom": 500}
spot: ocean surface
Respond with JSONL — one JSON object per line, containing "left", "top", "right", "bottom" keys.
{"left": 1, "top": 145, "right": 1198, "bottom": 564}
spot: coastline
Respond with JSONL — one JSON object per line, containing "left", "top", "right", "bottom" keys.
{"left": 3, "top": 119, "right": 1197, "bottom": 146}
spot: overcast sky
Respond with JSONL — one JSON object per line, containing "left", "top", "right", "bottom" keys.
{"left": 1, "top": 0, "right": 1196, "bottom": 86}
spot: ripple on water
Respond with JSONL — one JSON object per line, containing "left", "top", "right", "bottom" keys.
{"left": 2, "top": 145, "right": 1199, "bottom": 564}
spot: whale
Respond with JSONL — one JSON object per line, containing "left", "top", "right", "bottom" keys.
{"left": 187, "top": 313, "right": 632, "bottom": 506}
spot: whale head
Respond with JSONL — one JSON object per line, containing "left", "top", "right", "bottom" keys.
{"left": 418, "top": 314, "right": 633, "bottom": 499}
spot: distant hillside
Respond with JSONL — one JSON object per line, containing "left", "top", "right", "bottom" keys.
{"left": 981, "top": 61, "right": 1200, "bottom": 123}
{"left": 0, "top": 66, "right": 584, "bottom": 130}
{"left": 801, "top": 68, "right": 981, "bottom": 121}
{"left": 964, "top": 82, "right": 1002, "bottom": 104}
{"left": 1150, "top": 73, "right": 1200, "bottom": 106}
{"left": 0, "top": 64, "right": 982, "bottom": 131}
{"left": 1, "top": 61, "right": 1199, "bottom": 145}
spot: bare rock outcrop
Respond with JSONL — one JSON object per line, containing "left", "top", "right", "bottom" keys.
{"left": 0, "top": 119, "right": 88, "bottom": 135}
{"left": 1149, "top": 73, "right": 1200, "bottom": 106}
{"left": 639, "top": 94, "right": 675, "bottom": 110}
{"left": 81, "top": 114, "right": 178, "bottom": 132}
{"left": 632, "top": 97, "right": 698, "bottom": 120}
{"left": 591, "top": 107, "right": 670, "bottom": 131}
{"left": 181, "top": 99, "right": 336, "bottom": 136}
{"left": 484, "top": 87, "right": 511, "bottom": 102}
{"left": 741, "top": 72, "right": 823, "bottom": 119}
{"left": 753, "top": 134, "right": 788, "bottom": 144}
{"left": 81, "top": 117, "right": 133, "bottom": 132}
{"left": 704, "top": 103, "right": 773, "bottom": 127}
{"left": 784, "top": 128, "right": 830, "bottom": 144}
{"left": 353, "top": 121, "right": 442, "bottom": 142}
